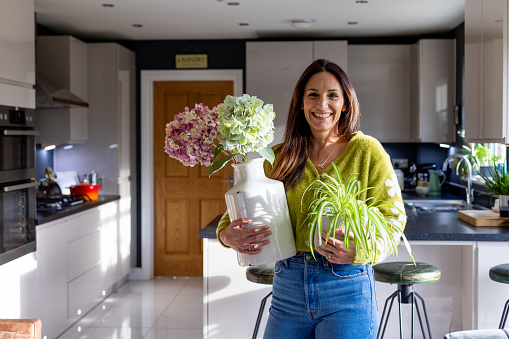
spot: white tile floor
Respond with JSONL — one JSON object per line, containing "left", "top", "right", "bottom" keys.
{"left": 57, "top": 277, "right": 203, "bottom": 339}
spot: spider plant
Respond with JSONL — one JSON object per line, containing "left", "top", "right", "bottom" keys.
{"left": 301, "top": 163, "right": 414, "bottom": 264}
{"left": 479, "top": 163, "right": 509, "bottom": 195}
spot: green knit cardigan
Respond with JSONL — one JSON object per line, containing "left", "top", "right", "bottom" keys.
{"left": 216, "top": 131, "right": 406, "bottom": 265}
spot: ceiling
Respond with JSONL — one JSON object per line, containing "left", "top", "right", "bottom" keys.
{"left": 34, "top": 0, "right": 466, "bottom": 41}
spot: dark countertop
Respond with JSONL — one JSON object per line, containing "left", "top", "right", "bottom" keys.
{"left": 199, "top": 192, "right": 509, "bottom": 242}
{"left": 36, "top": 195, "right": 121, "bottom": 225}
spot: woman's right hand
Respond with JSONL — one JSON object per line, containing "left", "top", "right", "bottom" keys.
{"left": 219, "top": 218, "right": 272, "bottom": 255}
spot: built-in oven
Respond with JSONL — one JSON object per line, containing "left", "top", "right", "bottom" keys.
{"left": 0, "top": 105, "right": 39, "bottom": 265}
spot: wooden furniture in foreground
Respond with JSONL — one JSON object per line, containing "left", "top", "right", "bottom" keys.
{"left": 0, "top": 319, "right": 41, "bottom": 339}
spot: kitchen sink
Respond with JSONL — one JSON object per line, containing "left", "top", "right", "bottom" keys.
{"left": 404, "top": 199, "right": 488, "bottom": 216}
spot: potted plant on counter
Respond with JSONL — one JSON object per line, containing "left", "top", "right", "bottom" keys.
{"left": 480, "top": 163, "right": 509, "bottom": 216}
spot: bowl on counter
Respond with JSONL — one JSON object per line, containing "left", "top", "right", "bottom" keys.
{"left": 415, "top": 186, "right": 429, "bottom": 197}
{"left": 69, "top": 184, "right": 103, "bottom": 201}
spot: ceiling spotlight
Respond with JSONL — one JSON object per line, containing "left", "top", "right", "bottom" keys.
{"left": 355, "top": 0, "right": 368, "bottom": 3}
{"left": 102, "top": 3, "right": 114, "bottom": 7}
{"left": 239, "top": 23, "right": 249, "bottom": 26}
{"left": 132, "top": 24, "right": 143, "bottom": 28}
{"left": 290, "top": 19, "right": 315, "bottom": 29}
{"left": 227, "top": 2, "right": 240, "bottom": 5}
{"left": 347, "top": 21, "right": 358, "bottom": 25}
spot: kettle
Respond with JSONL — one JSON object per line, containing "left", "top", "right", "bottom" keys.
{"left": 428, "top": 169, "right": 446, "bottom": 196}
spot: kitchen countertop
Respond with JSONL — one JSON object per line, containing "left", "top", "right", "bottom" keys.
{"left": 199, "top": 192, "right": 509, "bottom": 242}
{"left": 36, "top": 195, "right": 121, "bottom": 225}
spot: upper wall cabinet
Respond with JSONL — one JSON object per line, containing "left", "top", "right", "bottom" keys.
{"left": 348, "top": 45, "right": 412, "bottom": 142}
{"left": 246, "top": 41, "right": 347, "bottom": 145}
{"left": 412, "top": 39, "right": 456, "bottom": 144}
{"left": 349, "top": 41, "right": 455, "bottom": 144}
{"left": 464, "top": 0, "right": 507, "bottom": 143}
{"left": 36, "top": 36, "right": 88, "bottom": 145}
{"left": 0, "top": 0, "right": 35, "bottom": 108}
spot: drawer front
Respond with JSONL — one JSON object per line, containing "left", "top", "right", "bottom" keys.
{"left": 68, "top": 263, "right": 103, "bottom": 319}
{"left": 67, "top": 230, "right": 101, "bottom": 282}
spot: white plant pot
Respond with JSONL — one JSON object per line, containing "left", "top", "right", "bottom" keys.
{"left": 225, "top": 158, "right": 297, "bottom": 266}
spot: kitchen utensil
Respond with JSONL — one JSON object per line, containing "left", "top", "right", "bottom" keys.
{"left": 428, "top": 169, "right": 445, "bottom": 196}
{"left": 37, "top": 167, "right": 63, "bottom": 199}
{"left": 458, "top": 210, "right": 509, "bottom": 227}
{"left": 69, "top": 184, "right": 103, "bottom": 201}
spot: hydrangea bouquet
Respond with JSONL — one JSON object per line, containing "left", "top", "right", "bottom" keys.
{"left": 164, "top": 94, "right": 276, "bottom": 176}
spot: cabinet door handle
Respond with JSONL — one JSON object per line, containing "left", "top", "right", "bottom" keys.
{"left": 3, "top": 130, "right": 40, "bottom": 136}
{"left": 3, "top": 181, "right": 39, "bottom": 192}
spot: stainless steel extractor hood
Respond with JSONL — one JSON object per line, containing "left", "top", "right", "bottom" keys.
{"left": 35, "top": 73, "right": 89, "bottom": 109}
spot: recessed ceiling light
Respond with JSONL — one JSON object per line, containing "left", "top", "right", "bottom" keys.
{"left": 239, "top": 23, "right": 249, "bottom": 26}
{"left": 102, "top": 4, "right": 114, "bottom": 7}
{"left": 290, "top": 19, "right": 315, "bottom": 29}
{"left": 132, "top": 24, "right": 143, "bottom": 28}
{"left": 347, "top": 21, "right": 358, "bottom": 25}
{"left": 227, "top": 2, "right": 239, "bottom": 5}
{"left": 355, "top": 0, "right": 368, "bottom": 3}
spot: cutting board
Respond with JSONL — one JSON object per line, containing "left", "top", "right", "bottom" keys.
{"left": 458, "top": 210, "right": 509, "bottom": 226}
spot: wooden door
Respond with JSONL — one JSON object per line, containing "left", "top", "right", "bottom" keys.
{"left": 153, "top": 81, "right": 234, "bottom": 276}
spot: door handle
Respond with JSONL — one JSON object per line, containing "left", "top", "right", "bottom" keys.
{"left": 3, "top": 181, "right": 39, "bottom": 192}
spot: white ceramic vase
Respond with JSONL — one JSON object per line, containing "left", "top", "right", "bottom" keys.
{"left": 225, "top": 158, "right": 297, "bottom": 266}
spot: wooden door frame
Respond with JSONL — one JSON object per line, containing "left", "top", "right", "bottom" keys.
{"left": 132, "top": 69, "right": 243, "bottom": 280}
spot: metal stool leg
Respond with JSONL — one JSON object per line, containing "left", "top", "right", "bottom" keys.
{"left": 499, "top": 299, "right": 509, "bottom": 329}
{"left": 415, "top": 292, "right": 432, "bottom": 339}
{"left": 378, "top": 290, "right": 399, "bottom": 339}
{"left": 252, "top": 291, "right": 272, "bottom": 339}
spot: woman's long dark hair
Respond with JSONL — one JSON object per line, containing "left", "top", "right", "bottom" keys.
{"left": 268, "top": 59, "right": 360, "bottom": 190}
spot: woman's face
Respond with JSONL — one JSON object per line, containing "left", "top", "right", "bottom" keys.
{"left": 302, "top": 71, "right": 346, "bottom": 138}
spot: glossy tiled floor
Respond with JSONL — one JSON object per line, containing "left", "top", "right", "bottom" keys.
{"left": 57, "top": 277, "right": 203, "bottom": 339}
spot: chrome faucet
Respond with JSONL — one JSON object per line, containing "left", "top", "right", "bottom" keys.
{"left": 442, "top": 154, "right": 473, "bottom": 207}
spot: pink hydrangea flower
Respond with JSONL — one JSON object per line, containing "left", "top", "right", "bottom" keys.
{"left": 164, "top": 103, "right": 220, "bottom": 167}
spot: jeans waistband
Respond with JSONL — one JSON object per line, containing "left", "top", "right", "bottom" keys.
{"left": 280, "top": 252, "right": 371, "bottom": 270}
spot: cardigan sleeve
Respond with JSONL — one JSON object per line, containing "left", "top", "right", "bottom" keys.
{"left": 351, "top": 137, "right": 407, "bottom": 265}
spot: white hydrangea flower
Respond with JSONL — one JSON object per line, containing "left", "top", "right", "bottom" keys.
{"left": 385, "top": 173, "right": 402, "bottom": 197}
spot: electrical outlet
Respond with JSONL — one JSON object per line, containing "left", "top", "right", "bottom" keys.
{"left": 392, "top": 158, "right": 408, "bottom": 169}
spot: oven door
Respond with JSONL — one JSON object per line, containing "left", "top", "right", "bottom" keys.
{"left": 0, "top": 179, "right": 38, "bottom": 265}
{"left": 0, "top": 129, "right": 39, "bottom": 182}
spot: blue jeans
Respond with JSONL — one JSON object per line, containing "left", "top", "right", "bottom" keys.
{"left": 263, "top": 253, "right": 378, "bottom": 339}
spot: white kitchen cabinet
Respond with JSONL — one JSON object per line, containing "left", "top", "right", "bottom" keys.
{"left": 412, "top": 39, "right": 456, "bottom": 143}
{"left": 464, "top": 0, "right": 507, "bottom": 143}
{"left": 0, "top": 0, "right": 35, "bottom": 108}
{"left": 348, "top": 45, "right": 412, "bottom": 142}
{"left": 36, "top": 36, "right": 88, "bottom": 144}
{"left": 246, "top": 41, "right": 347, "bottom": 145}
{"left": 37, "top": 201, "right": 121, "bottom": 339}
{"left": 53, "top": 42, "right": 135, "bottom": 273}
{"left": 348, "top": 41, "right": 455, "bottom": 144}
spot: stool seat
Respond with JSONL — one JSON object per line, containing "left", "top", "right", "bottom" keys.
{"left": 373, "top": 261, "right": 441, "bottom": 285}
{"left": 490, "top": 264, "right": 509, "bottom": 284}
{"left": 246, "top": 264, "right": 275, "bottom": 285}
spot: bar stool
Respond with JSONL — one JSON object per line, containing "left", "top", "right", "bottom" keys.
{"left": 246, "top": 263, "right": 274, "bottom": 339}
{"left": 373, "top": 261, "right": 441, "bottom": 339}
{"left": 489, "top": 263, "right": 509, "bottom": 328}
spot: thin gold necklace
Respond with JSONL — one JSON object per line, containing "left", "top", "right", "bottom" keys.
{"left": 317, "top": 143, "right": 337, "bottom": 169}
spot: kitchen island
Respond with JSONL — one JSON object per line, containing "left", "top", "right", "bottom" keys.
{"left": 200, "top": 193, "right": 509, "bottom": 338}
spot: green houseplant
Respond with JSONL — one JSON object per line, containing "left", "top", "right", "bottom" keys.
{"left": 479, "top": 163, "right": 509, "bottom": 196}
{"left": 301, "top": 163, "right": 414, "bottom": 263}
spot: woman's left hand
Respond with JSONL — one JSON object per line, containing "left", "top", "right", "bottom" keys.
{"left": 315, "top": 229, "right": 356, "bottom": 264}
